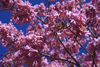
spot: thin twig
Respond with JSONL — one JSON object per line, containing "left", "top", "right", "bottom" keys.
{"left": 88, "top": 27, "right": 97, "bottom": 38}
{"left": 5, "top": 63, "right": 10, "bottom": 67}
{"left": 43, "top": 0, "right": 46, "bottom": 6}
{"left": 37, "top": 16, "right": 45, "bottom": 24}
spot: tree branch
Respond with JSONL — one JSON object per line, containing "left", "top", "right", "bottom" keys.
{"left": 40, "top": 53, "right": 77, "bottom": 65}
{"left": 64, "top": 22, "right": 97, "bottom": 67}
{"left": 54, "top": 33, "right": 81, "bottom": 67}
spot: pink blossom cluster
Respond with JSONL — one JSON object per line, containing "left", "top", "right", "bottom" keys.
{"left": 11, "top": 1, "right": 37, "bottom": 25}
{"left": 0, "top": 0, "right": 100, "bottom": 67}
{"left": 0, "top": 0, "right": 14, "bottom": 8}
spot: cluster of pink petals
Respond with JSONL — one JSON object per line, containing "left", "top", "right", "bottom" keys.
{"left": 10, "top": 1, "right": 37, "bottom": 25}
{"left": 0, "top": 21, "right": 19, "bottom": 47}
{"left": 0, "top": 0, "right": 14, "bottom": 8}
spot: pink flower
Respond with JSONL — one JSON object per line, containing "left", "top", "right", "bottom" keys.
{"left": 51, "top": 10, "right": 59, "bottom": 17}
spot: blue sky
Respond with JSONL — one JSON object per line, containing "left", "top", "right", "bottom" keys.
{"left": 0, "top": 0, "right": 91, "bottom": 60}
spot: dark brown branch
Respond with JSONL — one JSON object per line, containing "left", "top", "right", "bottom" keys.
{"left": 40, "top": 53, "right": 77, "bottom": 65}
{"left": 75, "top": 39, "right": 92, "bottom": 56}
{"left": 54, "top": 33, "right": 81, "bottom": 67}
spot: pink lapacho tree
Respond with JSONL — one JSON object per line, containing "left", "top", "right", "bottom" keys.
{"left": 0, "top": 0, "right": 100, "bottom": 67}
